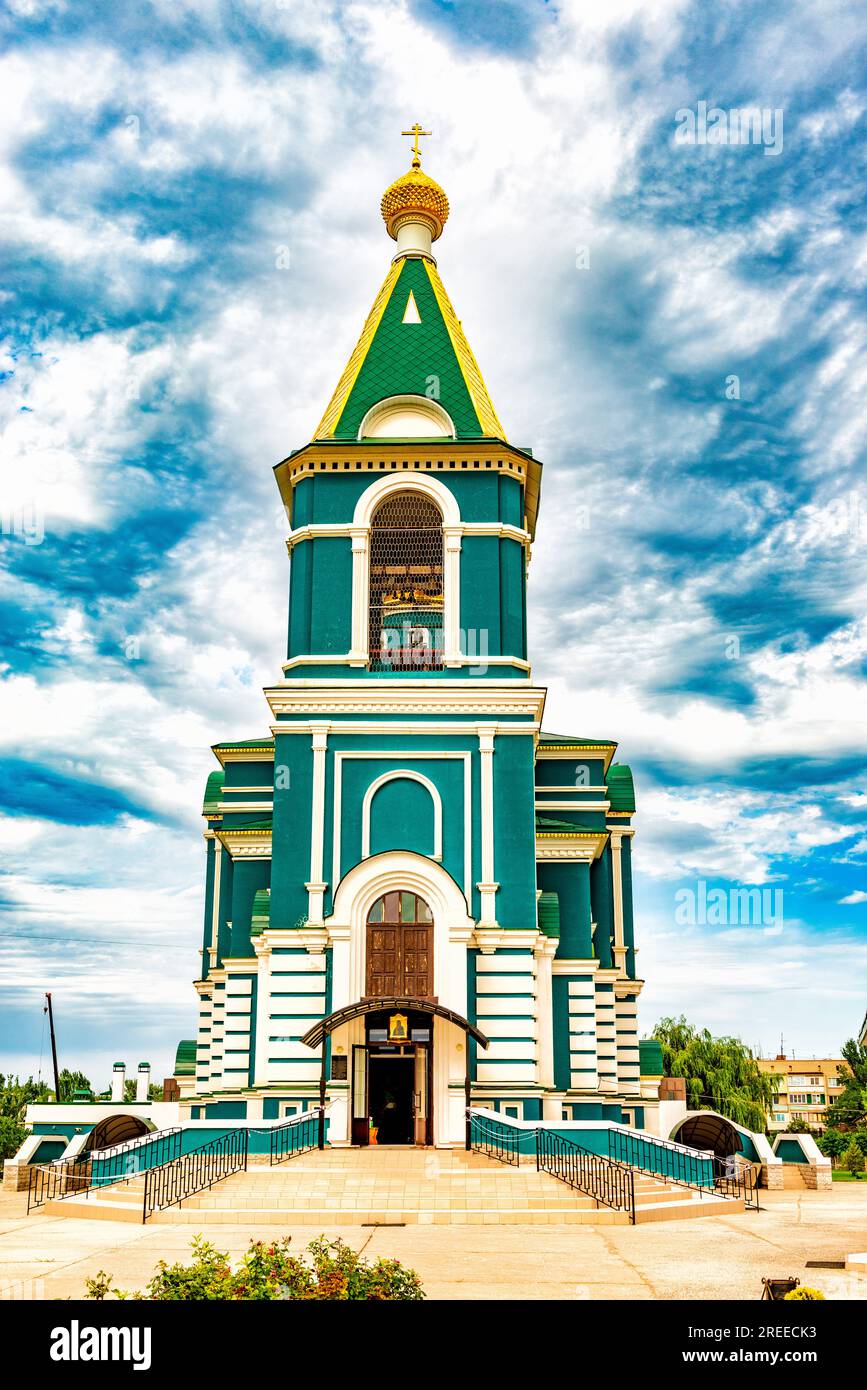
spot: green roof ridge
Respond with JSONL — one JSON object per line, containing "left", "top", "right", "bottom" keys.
{"left": 202, "top": 770, "right": 225, "bottom": 815}
{"left": 251, "top": 888, "right": 271, "bottom": 938}
{"left": 607, "top": 763, "right": 636, "bottom": 813}
{"left": 174, "top": 1040, "right": 197, "bottom": 1076}
{"left": 538, "top": 891, "right": 561, "bottom": 938}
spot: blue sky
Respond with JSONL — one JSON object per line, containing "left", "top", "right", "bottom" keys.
{"left": 1, "top": 0, "right": 866, "bottom": 1088}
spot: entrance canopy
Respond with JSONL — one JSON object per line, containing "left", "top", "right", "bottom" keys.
{"left": 671, "top": 1111, "right": 742, "bottom": 1158}
{"left": 300, "top": 997, "right": 489, "bottom": 1050}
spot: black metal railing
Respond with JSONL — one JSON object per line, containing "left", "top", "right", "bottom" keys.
{"left": 711, "top": 1153, "right": 760, "bottom": 1209}
{"left": 537, "top": 1129, "right": 637, "bottom": 1222}
{"left": 466, "top": 1110, "right": 522, "bottom": 1166}
{"left": 269, "top": 1108, "right": 322, "bottom": 1166}
{"left": 27, "top": 1153, "right": 90, "bottom": 1213}
{"left": 609, "top": 1127, "right": 713, "bottom": 1189}
{"left": 142, "top": 1129, "right": 248, "bottom": 1222}
{"left": 26, "top": 1127, "right": 183, "bottom": 1213}
{"left": 608, "top": 1127, "right": 759, "bottom": 1209}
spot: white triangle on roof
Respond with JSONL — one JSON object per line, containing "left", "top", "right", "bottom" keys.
{"left": 401, "top": 290, "right": 421, "bottom": 324}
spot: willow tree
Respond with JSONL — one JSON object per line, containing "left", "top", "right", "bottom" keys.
{"left": 652, "top": 1016, "right": 778, "bottom": 1134}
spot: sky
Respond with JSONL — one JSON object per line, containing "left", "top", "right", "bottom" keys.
{"left": 1, "top": 0, "right": 866, "bottom": 1090}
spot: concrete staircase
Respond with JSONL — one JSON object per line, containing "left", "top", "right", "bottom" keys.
{"left": 42, "top": 1147, "right": 743, "bottom": 1226}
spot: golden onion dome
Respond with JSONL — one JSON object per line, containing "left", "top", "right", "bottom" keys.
{"left": 380, "top": 161, "right": 450, "bottom": 242}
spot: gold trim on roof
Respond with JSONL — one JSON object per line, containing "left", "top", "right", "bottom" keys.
{"left": 423, "top": 260, "right": 505, "bottom": 439}
{"left": 314, "top": 259, "right": 403, "bottom": 440}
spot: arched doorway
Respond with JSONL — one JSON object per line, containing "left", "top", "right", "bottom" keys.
{"left": 366, "top": 891, "right": 433, "bottom": 998}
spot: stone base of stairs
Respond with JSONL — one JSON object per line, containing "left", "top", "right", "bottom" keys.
{"left": 40, "top": 1147, "right": 743, "bottom": 1226}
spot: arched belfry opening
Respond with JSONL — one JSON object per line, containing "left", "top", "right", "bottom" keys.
{"left": 368, "top": 491, "right": 444, "bottom": 671}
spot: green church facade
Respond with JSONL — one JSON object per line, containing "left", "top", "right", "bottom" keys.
{"left": 177, "top": 145, "right": 650, "bottom": 1146}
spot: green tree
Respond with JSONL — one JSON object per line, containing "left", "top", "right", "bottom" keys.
{"left": 842, "top": 1140, "right": 864, "bottom": 1178}
{"left": 825, "top": 1039, "right": 867, "bottom": 1131}
{"left": 57, "top": 1070, "right": 92, "bottom": 1102}
{"left": 0, "top": 1115, "right": 27, "bottom": 1161}
{"left": 0, "top": 1074, "right": 51, "bottom": 1121}
{"left": 817, "top": 1128, "right": 847, "bottom": 1161}
{"left": 652, "top": 1016, "right": 778, "bottom": 1133}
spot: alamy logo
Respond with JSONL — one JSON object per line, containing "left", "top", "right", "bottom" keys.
{"left": 50, "top": 1321, "right": 152, "bottom": 1371}
{"left": 675, "top": 881, "right": 784, "bottom": 929}
{"left": 675, "top": 101, "right": 784, "bottom": 156}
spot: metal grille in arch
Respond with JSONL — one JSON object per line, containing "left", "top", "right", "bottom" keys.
{"left": 368, "top": 492, "right": 444, "bottom": 670}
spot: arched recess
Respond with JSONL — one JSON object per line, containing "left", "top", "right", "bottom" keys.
{"left": 362, "top": 770, "right": 442, "bottom": 861}
{"left": 348, "top": 473, "right": 461, "bottom": 665}
{"left": 327, "top": 850, "right": 474, "bottom": 1011}
{"left": 359, "top": 395, "right": 456, "bottom": 439}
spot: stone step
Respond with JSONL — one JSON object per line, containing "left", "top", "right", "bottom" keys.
{"left": 634, "top": 1193, "right": 745, "bottom": 1222}
{"left": 148, "top": 1205, "right": 634, "bottom": 1226}
{"left": 36, "top": 1147, "right": 743, "bottom": 1227}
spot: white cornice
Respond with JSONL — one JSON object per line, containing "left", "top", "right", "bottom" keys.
{"left": 266, "top": 685, "right": 547, "bottom": 720}
{"left": 216, "top": 829, "right": 272, "bottom": 859}
{"left": 286, "top": 520, "right": 531, "bottom": 550}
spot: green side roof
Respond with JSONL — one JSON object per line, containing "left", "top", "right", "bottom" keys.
{"left": 251, "top": 888, "right": 271, "bottom": 938}
{"left": 538, "top": 891, "right": 561, "bottom": 938}
{"left": 639, "top": 1039, "right": 664, "bottom": 1076}
{"left": 174, "top": 1040, "right": 197, "bottom": 1076}
{"left": 535, "top": 815, "right": 607, "bottom": 836}
{"left": 213, "top": 738, "right": 275, "bottom": 752}
{"left": 538, "top": 733, "right": 617, "bottom": 749}
{"left": 202, "top": 770, "right": 225, "bottom": 816}
{"left": 607, "top": 763, "right": 636, "bottom": 813}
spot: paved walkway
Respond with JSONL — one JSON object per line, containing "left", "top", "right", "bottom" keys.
{"left": 2, "top": 1185, "right": 866, "bottom": 1300}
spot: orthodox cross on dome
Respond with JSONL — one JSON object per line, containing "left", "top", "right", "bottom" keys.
{"left": 401, "top": 122, "right": 432, "bottom": 169}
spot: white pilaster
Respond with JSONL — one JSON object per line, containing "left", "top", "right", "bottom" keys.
{"left": 610, "top": 829, "right": 627, "bottom": 976}
{"left": 306, "top": 724, "right": 329, "bottom": 924}
{"left": 348, "top": 530, "right": 368, "bottom": 664}
{"left": 442, "top": 526, "right": 462, "bottom": 666}
{"left": 534, "top": 937, "right": 557, "bottom": 1089}
{"left": 477, "top": 726, "right": 499, "bottom": 927}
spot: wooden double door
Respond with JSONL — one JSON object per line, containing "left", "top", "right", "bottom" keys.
{"left": 365, "top": 891, "right": 433, "bottom": 998}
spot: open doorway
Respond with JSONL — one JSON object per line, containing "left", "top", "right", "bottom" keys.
{"left": 369, "top": 1054, "right": 415, "bottom": 1144}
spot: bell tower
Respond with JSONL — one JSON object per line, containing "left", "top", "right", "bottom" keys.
{"left": 274, "top": 132, "right": 541, "bottom": 683}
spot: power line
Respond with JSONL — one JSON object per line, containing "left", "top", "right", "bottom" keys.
{"left": 6, "top": 931, "right": 199, "bottom": 950}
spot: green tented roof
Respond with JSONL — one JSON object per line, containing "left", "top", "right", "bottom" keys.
{"left": 607, "top": 763, "right": 636, "bottom": 813}
{"left": 538, "top": 891, "right": 561, "bottom": 938}
{"left": 333, "top": 259, "right": 483, "bottom": 439}
{"left": 174, "top": 1040, "right": 197, "bottom": 1076}
{"left": 202, "top": 770, "right": 225, "bottom": 816}
{"left": 535, "top": 815, "right": 607, "bottom": 836}
{"left": 251, "top": 888, "right": 271, "bottom": 938}
{"left": 639, "top": 1039, "right": 664, "bottom": 1077}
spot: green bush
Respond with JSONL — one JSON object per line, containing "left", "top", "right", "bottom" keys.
{"left": 784, "top": 1286, "right": 825, "bottom": 1301}
{"left": 85, "top": 1235, "right": 424, "bottom": 1301}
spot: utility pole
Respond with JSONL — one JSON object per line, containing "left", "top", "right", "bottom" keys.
{"left": 44, "top": 992, "right": 61, "bottom": 1103}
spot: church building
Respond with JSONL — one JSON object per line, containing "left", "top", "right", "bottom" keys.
{"left": 182, "top": 131, "right": 646, "bottom": 1147}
